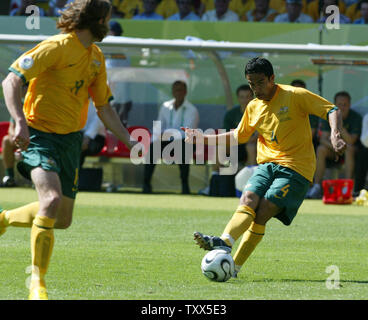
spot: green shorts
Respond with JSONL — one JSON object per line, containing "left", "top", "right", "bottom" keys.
{"left": 17, "top": 126, "right": 82, "bottom": 199}
{"left": 243, "top": 163, "right": 310, "bottom": 226}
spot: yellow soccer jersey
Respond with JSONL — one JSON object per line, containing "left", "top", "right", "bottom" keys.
{"left": 9, "top": 32, "right": 112, "bottom": 134}
{"left": 234, "top": 84, "right": 336, "bottom": 182}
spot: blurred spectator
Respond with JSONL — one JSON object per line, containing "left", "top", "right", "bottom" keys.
{"left": 361, "top": 113, "right": 368, "bottom": 148}
{"left": 48, "top": 0, "right": 74, "bottom": 16}
{"left": 142, "top": 81, "right": 199, "bottom": 194}
{"left": 307, "top": 91, "right": 362, "bottom": 199}
{"left": 1, "top": 119, "right": 17, "bottom": 187}
{"left": 202, "top": 0, "right": 239, "bottom": 21}
{"left": 10, "top": 0, "right": 45, "bottom": 16}
{"left": 199, "top": 84, "right": 256, "bottom": 196}
{"left": 345, "top": 0, "right": 364, "bottom": 21}
{"left": 223, "top": 85, "right": 257, "bottom": 167}
{"left": 354, "top": 113, "right": 368, "bottom": 193}
{"left": 80, "top": 102, "right": 106, "bottom": 167}
{"left": 353, "top": 0, "right": 368, "bottom": 23}
{"left": 274, "top": 0, "right": 314, "bottom": 22}
{"left": 244, "top": 0, "right": 279, "bottom": 21}
{"left": 203, "top": 0, "right": 292, "bottom": 17}
{"left": 167, "top": 0, "right": 201, "bottom": 20}
{"left": 290, "top": 80, "right": 319, "bottom": 145}
{"left": 343, "top": 0, "right": 359, "bottom": 7}
{"left": 105, "top": 21, "right": 133, "bottom": 127}
{"left": 156, "top": 0, "right": 180, "bottom": 18}
{"left": 132, "top": 0, "right": 164, "bottom": 20}
{"left": 112, "top": 0, "right": 142, "bottom": 19}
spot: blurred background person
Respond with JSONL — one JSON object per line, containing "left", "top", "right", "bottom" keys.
{"left": 274, "top": 0, "right": 314, "bottom": 22}
{"left": 142, "top": 80, "right": 199, "bottom": 194}
{"left": 167, "top": 0, "right": 201, "bottom": 20}
{"left": 202, "top": 0, "right": 239, "bottom": 21}
{"left": 132, "top": 0, "right": 164, "bottom": 20}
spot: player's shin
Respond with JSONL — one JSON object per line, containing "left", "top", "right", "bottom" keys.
{"left": 3, "top": 202, "right": 39, "bottom": 228}
{"left": 220, "top": 205, "right": 256, "bottom": 247}
{"left": 30, "top": 215, "right": 55, "bottom": 290}
{"left": 233, "top": 222, "right": 265, "bottom": 273}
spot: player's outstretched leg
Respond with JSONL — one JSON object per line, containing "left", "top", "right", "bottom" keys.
{"left": 193, "top": 232, "right": 232, "bottom": 253}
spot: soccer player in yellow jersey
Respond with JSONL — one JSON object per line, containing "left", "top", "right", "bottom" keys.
{"left": 0, "top": 0, "right": 136, "bottom": 299}
{"left": 182, "top": 57, "right": 347, "bottom": 278}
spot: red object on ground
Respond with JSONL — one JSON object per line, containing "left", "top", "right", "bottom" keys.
{"left": 0, "top": 121, "right": 10, "bottom": 153}
{"left": 322, "top": 179, "right": 354, "bottom": 204}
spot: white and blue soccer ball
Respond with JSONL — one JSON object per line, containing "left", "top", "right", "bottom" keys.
{"left": 201, "top": 249, "right": 235, "bottom": 282}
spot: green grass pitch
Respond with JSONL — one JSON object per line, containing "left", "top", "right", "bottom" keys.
{"left": 1, "top": 188, "right": 367, "bottom": 300}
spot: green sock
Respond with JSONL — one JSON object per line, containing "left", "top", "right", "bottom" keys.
{"left": 5, "top": 168, "right": 14, "bottom": 178}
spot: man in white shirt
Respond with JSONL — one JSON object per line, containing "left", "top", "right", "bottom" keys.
{"left": 274, "top": 0, "right": 314, "bottom": 23}
{"left": 354, "top": 113, "right": 368, "bottom": 194}
{"left": 143, "top": 80, "right": 199, "bottom": 194}
{"left": 80, "top": 101, "right": 106, "bottom": 167}
{"left": 202, "top": 0, "right": 239, "bottom": 22}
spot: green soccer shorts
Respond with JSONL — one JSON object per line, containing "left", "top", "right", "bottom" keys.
{"left": 243, "top": 162, "right": 310, "bottom": 226}
{"left": 17, "top": 126, "right": 82, "bottom": 199}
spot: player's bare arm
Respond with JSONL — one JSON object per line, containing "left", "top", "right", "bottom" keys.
{"left": 181, "top": 127, "right": 236, "bottom": 146}
{"left": 328, "top": 109, "right": 347, "bottom": 156}
{"left": 97, "top": 103, "right": 136, "bottom": 150}
{"left": 2, "top": 72, "right": 29, "bottom": 151}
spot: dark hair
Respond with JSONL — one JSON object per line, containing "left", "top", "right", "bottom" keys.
{"left": 57, "top": 0, "right": 111, "bottom": 41}
{"left": 109, "top": 21, "right": 123, "bottom": 36}
{"left": 290, "top": 79, "right": 306, "bottom": 88}
{"left": 236, "top": 84, "right": 252, "bottom": 96}
{"left": 172, "top": 80, "right": 187, "bottom": 89}
{"left": 334, "top": 91, "right": 351, "bottom": 102}
{"left": 245, "top": 57, "right": 274, "bottom": 78}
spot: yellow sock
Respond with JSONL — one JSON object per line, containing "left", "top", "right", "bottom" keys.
{"left": 3, "top": 202, "right": 39, "bottom": 228}
{"left": 220, "top": 205, "right": 256, "bottom": 246}
{"left": 30, "top": 215, "right": 55, "bottom": 288}
{"left": 233, "top": 222, "right": 265, "bottom": 268}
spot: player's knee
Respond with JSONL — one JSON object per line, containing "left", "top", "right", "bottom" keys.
{"left": 254, "top": 199, "right": 280, "bottom": 225}
{"left": 43, "top": 192, "right": 62, "bottom": 211}
{"left": 240, "top": 191, "right": 259, "bottom": 211}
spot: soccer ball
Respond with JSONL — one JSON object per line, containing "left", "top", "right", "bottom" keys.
{"left": 201, "top": 249, "right": 235, "bottom": 282}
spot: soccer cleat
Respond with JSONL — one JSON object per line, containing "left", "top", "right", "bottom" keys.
{"left": 29, "top": 286, "right": 48, "bottom": 300}
{"left": 193, "top": 231, "right": 232, "bottom": 253}
{"left": 2, "top": 176, "right": 16, "bottom": 187}
{"left": 232, "top": 270, "right": 238, "bottom": 278}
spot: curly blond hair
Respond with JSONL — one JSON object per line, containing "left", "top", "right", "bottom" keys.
{"left": 57, "top": 0, "right": 111, "bottom": 40}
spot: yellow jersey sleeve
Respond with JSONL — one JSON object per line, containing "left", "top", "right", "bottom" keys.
{"left": 9, "top": 41, "right": 62, "bottom": 84}
{"left": 233, "top": 104, "right": 256, "bottom": 144}
{"left": 88, "top": 51, "right": 113, "bottom": 108}
{"left": 294, "top": 87, "right": 335, "bottom": 121}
